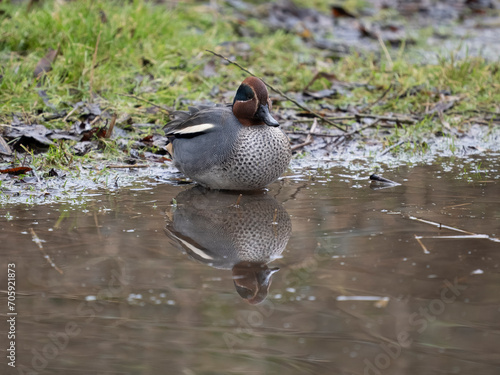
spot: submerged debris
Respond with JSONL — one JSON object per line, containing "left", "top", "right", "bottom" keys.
{"left": 369, "top": 174, "right": 401, "bottom": 189}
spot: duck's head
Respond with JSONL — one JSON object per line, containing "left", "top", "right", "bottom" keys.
{"left": 232, "top": 77, "right": 279, "bottom": 127}
{"left": 232, "top": 262, "right": 279, "bottom": 304}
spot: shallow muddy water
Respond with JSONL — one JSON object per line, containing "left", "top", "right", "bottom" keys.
{"left": 1, "top": 154, "right": 500, "bottom": 375}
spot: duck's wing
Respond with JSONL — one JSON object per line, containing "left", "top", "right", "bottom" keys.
{"left": 164, "top": 105, "right": 231, "bottom": 138}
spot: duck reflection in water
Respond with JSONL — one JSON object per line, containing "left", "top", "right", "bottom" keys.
{"left": 164, "top": 186, "right": 291, "bottom": 304}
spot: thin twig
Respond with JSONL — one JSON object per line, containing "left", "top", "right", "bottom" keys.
{"left": 442, "top": 203, "right": 471, "bottom": 210}
{"left": 89, "top": 30, "right": 101, "bottom": 100}
{"left": 295, "top": 113, "right": 418, "bottom": 124}
{"left": 291, "top": 118, "right": 318, "bottom": 151}
{"left": 206, "top": 50, "right": 346, "bottom": 132}
{"left": 29, "top": 228, "right": 64, "bottom": 274}
{"left": 106, "top": 164, "right": 149, "bottom": 169}
{"left": 410, "top": 216, "right": 500, "bottom": 244}
{"left": 304, "top": 118, "right": 318, "bottom": 144}
{"left": 63, "top": 105, "right": 80, "bottom": 122}
{"left": 409, "top": 216, "right": 475, "bottom": 235}
{"left": 356, "top": 113, "right": 418, "bottom": 124}
{"left": 295, "top": 116, "right": 354, "bottom": 122}
{"left": 119, "top": 94, "right": 170, "bottom": 115}
{"left": 235, "top": 194, "right": 243, "bottom": 207}
{"left": 414, "top": 234, "right": 430, "bottom": 254}
{"left": 361, "top": 84, "right": 393, "bottom": 112}
{"left": 106, "top": 114, "right": 117, "bottom": 138}
{"left": 89, "top": 115, "right": 101, "bottom": 126}
{"left": 291, "top": 139, "right": 314, "bottom": 151}
{"left": 418, "top": 235, "right": 491, "bottom": 240}
{"left": 448, "top": 109, "right": 500, "bottom": 117}
{"left": 346, "top": 118, "right": 382, "bottom": 137}
{"left": 93, "top": 211, "right": 102, "bottom": 241}
{"left": 379, "top": 140, "right": 406, "bottom": 156}
{"left": 285, "top": 131, "right": 343, "bottom": 138}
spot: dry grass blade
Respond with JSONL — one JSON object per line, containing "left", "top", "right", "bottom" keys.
{"left": 89, "top": 30, "right": 102, "bottom": 100}
{"left": 377, "top": 33, "right": 393, "bottom": 71}
{"left": 119, "top": 94, "right": 170, "bottom": 115}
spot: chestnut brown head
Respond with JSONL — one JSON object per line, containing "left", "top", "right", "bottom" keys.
{"left": 232, "top": 77, "right": 279, "bottom": 127}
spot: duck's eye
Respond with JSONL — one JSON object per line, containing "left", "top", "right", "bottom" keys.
{"left": 234, "top": 84, "right": 255, "bottom": 102}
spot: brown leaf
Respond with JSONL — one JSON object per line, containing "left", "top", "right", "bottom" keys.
{"left": 331, "top": 6, "right": 356, "bottom": 19}
{"left": 358, "top": 22, "right": 373, "bottom": 38}
{"left": 299, "top": 28, "right": 313, "bottom": 39}
{"left": 80, "top": 127, "right": 107, "bottom": 142}
{"left": 0, "top": 167, "right": 33, "bottom": 175}
{"left": 34, "top": 48, "right": 59, "bottom": 79}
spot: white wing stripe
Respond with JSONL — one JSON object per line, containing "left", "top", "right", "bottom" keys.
{"left": 173, "top": 123, "right": 215, "bottom": 135}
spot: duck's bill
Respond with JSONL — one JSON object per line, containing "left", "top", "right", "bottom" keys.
{"left": 256, "top": 104, "right": 280, "bottom": 127}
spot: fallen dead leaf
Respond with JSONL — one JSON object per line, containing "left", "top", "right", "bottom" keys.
{"left": 80, "top": 126, "right": 107, "bottom": 141}
{"left": 331, "top": 5, "right": 356, "bottom": 19}
{"left": 0, "top": 135, "right": 12, "bottom": 156}
{"left": 34, "top": 47, "right": 59, "bottom": 79}
{"left": 3, "top": 124, "right": 54, "bottom": 147}
{"left": 0, "top": 166, "right": 33, "bottom": 175}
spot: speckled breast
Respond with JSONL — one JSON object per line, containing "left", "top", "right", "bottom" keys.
{"left": 209, "top": 125, "right": 291, "bottom": 190}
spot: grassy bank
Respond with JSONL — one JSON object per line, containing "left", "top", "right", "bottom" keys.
{"left": 0, "top": 0, "right": 499, "bottom": 170}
